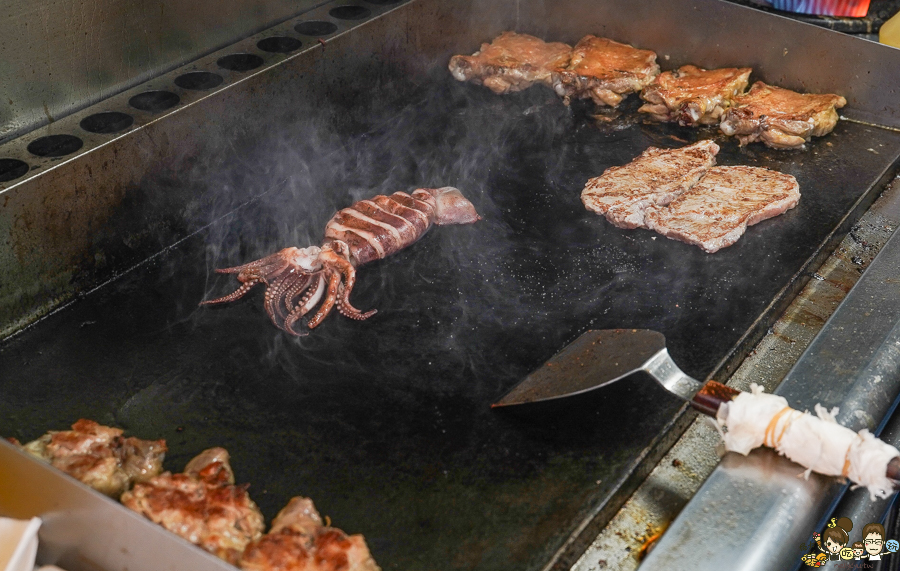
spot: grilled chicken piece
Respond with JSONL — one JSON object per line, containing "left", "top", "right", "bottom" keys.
{"left": 644, "top": 166, "right": 800, "bottom": 253}
{"left": 121, "top": 447, "right": 265, "bottom": 565}
{"left": 553, "top": 35, "right": 659, "bottom": 107}
{"left": 581, "top": 140, "right": 719, "bottom": 229}
{"left": 448, "top": 32, "right": 572, "bottom": 94}
{"left": 639, "top": 65, "right": 752, "bottom": 126}
{"left": 19, "top": 419, "right": 166, "bottom": 498}
{"left": 719, "top": 82, "right": 846, "bottom": 149}
{"left": 240, "top": 497, "right": 381, "bottom": 571}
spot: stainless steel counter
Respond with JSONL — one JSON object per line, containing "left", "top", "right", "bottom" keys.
{"left": 0, "top": 0, "right": 332, "bottom": 144}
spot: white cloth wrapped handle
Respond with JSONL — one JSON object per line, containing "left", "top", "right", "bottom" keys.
{"left": 716, "top": 384, "right": 900, "bottom": 500}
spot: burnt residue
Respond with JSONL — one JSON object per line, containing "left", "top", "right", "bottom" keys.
{"left": 2, "top": 75, "right": 900, "bottom": 571}
{"left": 691, "top": 381, "right": 740, "bottom": 417}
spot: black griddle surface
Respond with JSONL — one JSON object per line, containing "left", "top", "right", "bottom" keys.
{"left": 3, "top": 79, "right": 900, "bottom": 570}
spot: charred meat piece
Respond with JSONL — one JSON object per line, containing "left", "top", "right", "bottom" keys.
{"left": 121, "top": 447, "right": 265, "bottom": 565}
{"left": 581, "top": 140, "right": 719, "bottom": 229}
{"left": 644, "top": 166, "right": 800, "bottom": 253}
{"left": 240, "top": 497, "right": 380, "bottom": 571}
{"left": 639, "top": 65, "right": 752, "bottom": 126}
{"left": 719, "top": 82, "right": 846, "bottom": 149}
{"left": 448, "top": 32, "right": 571, "bottom": 94}
{"left": 19, "top": 419, "right": 166, "bottom": 498}
{"left": 553, "top": 35, "right": 659, "bottom": 107}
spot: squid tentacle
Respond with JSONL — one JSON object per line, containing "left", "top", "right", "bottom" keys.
{"left": 200, "top": 279, "right": 259, "bottom": 305}
{"left": 319, "top": 245, "right": 377, "bottom": 322}
{"left": 201, "top": 249, "right": 301, "bottom": 307}
{"left": 265, "top": 272, "right": 310, "bottom": 326}
{"left": 283, "top": 276, "right": 313, "bottom": 313}
{"left": 283, "top": 275, "right": 327, "bottom": 335}
{"left": 306, "top": 270, "right": 342, "bottom": 329}
{"left": 213, "top": 252, "right": 291, "bottom": 276}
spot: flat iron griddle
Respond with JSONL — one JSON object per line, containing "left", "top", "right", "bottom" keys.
{"left": 2, "top": 80, "right": 899, "bottom": 570}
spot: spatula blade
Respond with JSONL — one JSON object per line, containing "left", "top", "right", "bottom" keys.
{"left": 492, "top": 329, "right": 666, "bottom": 407}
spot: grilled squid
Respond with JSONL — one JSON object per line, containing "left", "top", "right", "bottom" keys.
{"left": 201, "top": 187, "right": 481, "bottom": 335}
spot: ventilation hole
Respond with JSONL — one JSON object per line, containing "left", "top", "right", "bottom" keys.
{"left": 80, "top": 112, "right": 134, "bottom": 134}
{"left": 174, "top": 71, "right": 224, "bottom": 90}
{"left": 0, "top": 159, "right": 29, "bottom": 182}
{"left": 27, "top": 135, "right": 84, "bottom": 158}
{"left": 257, "top": 36, "right": 302, "bottom": 53}
{"left": 217, "top": 54, "right": 264, "bottom": 72}
{"left": 295, "top": 21, "right": 338, "bottom": 36}
{"left": 129, "top": 91, "right": 180, "bottom": 113}
{"left": 329, "top": 5, "right": 371, "bottom": 19}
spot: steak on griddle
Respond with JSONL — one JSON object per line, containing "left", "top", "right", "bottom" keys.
{"left": 581, "top": 140, "right": 719, "bottom": 229}
{"left": 17, "top": 419, "right": 166, "bottom": 498}
{"left": 553, "top": 35, "right": 659, "bottom": 107}
{"left": 240, "top": 496, "right": 381, "bottom": 571}
{"left": 448, "top": 32, "right": 572, "bottom": 94}
{"left": 639, "top": 65, "right": 752, "bottom": 126}
{"left": 719, "top": 81, "right": 846, "bottom": 149}
{"left": 644, "top": 166, "right": 800, "bottom": 252}
{"left": 121, "top": 447, "right": 265, "bottom": 565}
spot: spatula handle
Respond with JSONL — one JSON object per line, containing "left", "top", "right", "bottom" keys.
{"left": 690, "top": 381, "right": 741, "bottom": 417}
{"left": 888, "top": 457, "right": 900, "bottom": 481}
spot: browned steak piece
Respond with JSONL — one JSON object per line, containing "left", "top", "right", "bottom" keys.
{"left": 19, "top": 419, "right": 166, "bottom": 498}
{"left": 719, "top": 81, "right": 846, "bottom": 149}
{"left": 581, "top": 140, "right": 719, "bottom": 229}
{"left": 553, "top": 35, "right": 659, "bottom": 107}
{"left": 240, "top": 497, "right": 381, "bottom": 571}
{"left": 448, "top": 32, "right": 571, "bottom": 94}
{"left": 644, "top": 166, "right": 800, "bottom": 253}
{"left": 639, "top": 65, "right": 752, "bottom": 126}
{"left": 121, "top": 447, "right": 265, "bottom": 565}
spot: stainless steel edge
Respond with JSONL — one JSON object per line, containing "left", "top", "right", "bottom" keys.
{"left": 0, "top": 439, "right": 236, "bottom": 571}
{"left": 0, "top": 0, "right": 334, "bottom": 144}
{"left": 640, "top": 218, "right": 900, "bottom": 571}
{"left": 645, "top": 448, "right": 841, "bottom": 570}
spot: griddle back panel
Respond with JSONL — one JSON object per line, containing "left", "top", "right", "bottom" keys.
{"left": 2, "top": 81, "right": 899, "bottom": 570}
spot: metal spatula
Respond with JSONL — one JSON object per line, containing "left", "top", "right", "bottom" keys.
{"left": 491, "top": 328, "right": 900, "bottom": 484}
{"left": 492, "top": 329, "right": 738, "bottom": 416}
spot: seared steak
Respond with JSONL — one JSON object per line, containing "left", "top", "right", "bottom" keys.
{"left": 719, "top": 82, "right": 846, "bottom": 149}
{"left": 121, "top": 447, "right": 265, "bottom": 565}
{"left": 553, "top": 35, "right": 659, "bottom": 107}
{"left": 581, "top": 140, "right": 719, "bottom": 229}
{"left": 18, "top": 419, "right": 166, "bottom": 498}
{"left": 644, "top": 166, "right": 800, "bottom": 252}
{"left": 240, "top": 497, "right": 381, "bottom": 571}
{"left": 448, "top": 32, "right": 571, "bottom": 94}
{"left": 639, "top": 65, "right": 752, "bottom": 126}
